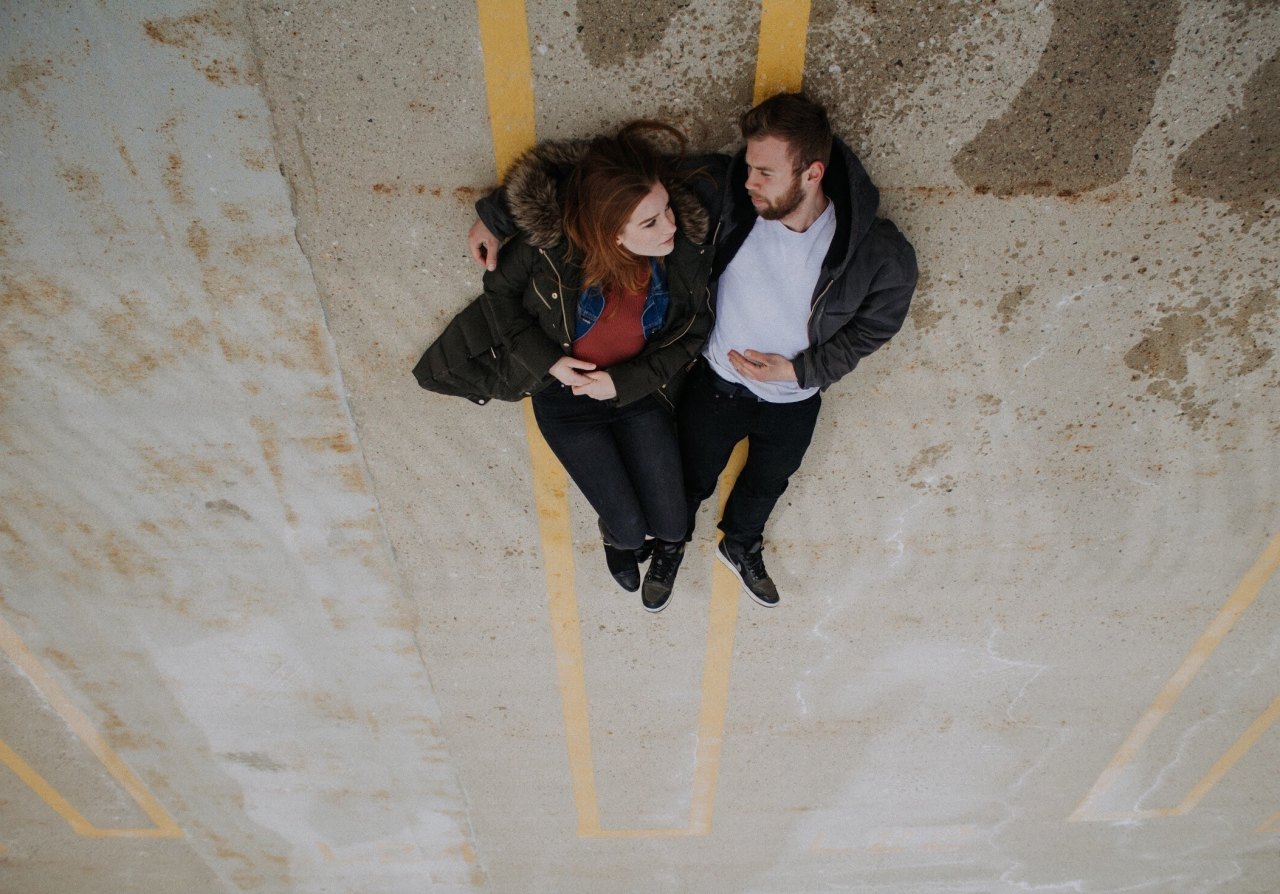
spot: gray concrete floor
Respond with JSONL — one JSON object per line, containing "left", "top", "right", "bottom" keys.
{"left": 2, "top": 1, "right": 1279, "bottom": 892}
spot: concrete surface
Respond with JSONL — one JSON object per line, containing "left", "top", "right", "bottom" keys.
{"left": 2, "top": 1, "right": 1278, "bottom": 892}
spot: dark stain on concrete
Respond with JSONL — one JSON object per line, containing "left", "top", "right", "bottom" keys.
{"left": 221, "top": 751, "right": 286, "bottom": 772}
{"left": 1173, "top": 51, "right": 1280, "bottom": 228}
{"left": 954, "top": 0, "right": 1177, "bottom": 196}
{"left": 806, "top": 0, "right": 972, "bottom": 136}
{"left": 903, "top": 443, "right": 952, "bottom": 482}
{"left": 576, "top": 1, "right": 686, "bottom": 64}
{"left": 206, "top": 499, "right": 252, "bottom": 520}
{"left": 908, "top": 291, "right": 944, "bottom": 333}
{"left": 997, "top": 286, "right": 1033, "bottom": 333}
{"left": 1124, "top": 288, "right": 1277, "bottom": 430}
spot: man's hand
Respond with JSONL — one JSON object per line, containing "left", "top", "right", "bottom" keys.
{"left": 727, "top": 349, "right": 797, "bottom": 383}
{"left": 468, "top": 218, "right": 500, "bottom": 271}
{"left": 549, "top": 356, "right": 596, "bottom": 387}
{"left": 572, "top": 371, "right": 617, "bottom": 401}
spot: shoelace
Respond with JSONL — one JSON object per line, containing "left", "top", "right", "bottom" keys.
{"left": 742, "top": 550, "right": 768, "bottom": 581}
{"left": 650, "top": 553, "right": 680, "bottom": 583}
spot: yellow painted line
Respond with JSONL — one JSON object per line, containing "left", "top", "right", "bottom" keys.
{"left": 1070, "top": 531, "right": 1280, "bottom": 822}
{"left": 688, "top": 442, "right": 749, "bottom": 833}
{"left": 0, "top": 613, "right": 183, "bottom": 838}
{"left": 1258, "top": 811, "right": 1280, "bottom": 835}
{"left": 478, "top": 0, "right": 809, "bottom": 836}
{"left": 1154, "top": 695, "right": 1280, "bottom": 817}
{"left": 754, "top": 0, "right": 811, "bottom": 102}
{"left": 475, "top": 0, "right": 536, "bottom": 178}
{"left": 522, "top": 405, "right": 602, "bottom": 834}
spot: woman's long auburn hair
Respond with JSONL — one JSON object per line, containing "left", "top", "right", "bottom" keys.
{"left": 561, "top": 121, "right": 687, "bottom": 294}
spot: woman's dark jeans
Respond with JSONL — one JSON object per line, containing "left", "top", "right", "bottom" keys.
{"left": 532, "top": 384, "right": 686, "bottom": 550}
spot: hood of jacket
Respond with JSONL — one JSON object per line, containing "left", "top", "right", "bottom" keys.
{"left": 721, "top": 135, "right": 878, "bottom": 278}
{"left": 503, "top": 139, "right": 712, "bottom": 251}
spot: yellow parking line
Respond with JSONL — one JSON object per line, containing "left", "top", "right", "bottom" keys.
{"left": 754, "top": 0, "right": 811, "bottom": 100}
{"left": 0, "top": 614, "right": 183, "bottom": 838}
{"left": 476, "top": 0, "right": 809, "bottom": 836}
{"left": 1155, "top": 695, "right": 1280, "bottom": 817}
{"left": 475, "top": 0, "right": 536, "bottom": 177}
{"left": 1070, "top": 531, "right": 1280, "bottom": 822}
{"left": 689, "top": 442, "right": 749, "bottom": 833}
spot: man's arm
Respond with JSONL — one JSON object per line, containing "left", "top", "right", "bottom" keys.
{"left": 794, "top": 226, "right": 918, "bottom": 390}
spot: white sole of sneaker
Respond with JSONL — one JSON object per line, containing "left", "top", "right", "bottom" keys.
{"left": 715, "top": 542, "right": 779, "bottom": 607}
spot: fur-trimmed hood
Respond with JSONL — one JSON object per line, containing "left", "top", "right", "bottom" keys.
{"left": 503, "top": 139, "right": 712, "bottom": 250}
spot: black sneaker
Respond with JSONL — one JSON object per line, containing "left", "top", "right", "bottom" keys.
{"left": 599, "top": 520, "right": 639, "bottom": 592}
{"left": 717, "top": 538, "right": 780, "bottom": 606}
{"left": 642, "top": 541, "right": 684, "bottom": 612}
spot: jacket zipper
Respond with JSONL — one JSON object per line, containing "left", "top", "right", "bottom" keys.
{"left": 806, "top": 277, "right": 834, "bottom": 330}
{"left": 538, "top": 249, "right": 573, "bottom": 344}
{"left": 655, "top": 249, "right": 712, "bottom": 349}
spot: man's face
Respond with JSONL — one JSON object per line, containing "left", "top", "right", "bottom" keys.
{"left": 744, "top": 135, "right": 805, "bottom": 221}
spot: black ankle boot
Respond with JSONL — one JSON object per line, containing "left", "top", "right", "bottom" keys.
{"left": 642, "top": 540, "right": 684, "bottom": 612}
{"left": 599, "top": 520, "right": 640, "bottom": 592}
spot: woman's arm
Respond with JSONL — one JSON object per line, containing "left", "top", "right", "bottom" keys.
{"left": 479, "top": 238, "right": 566, "bottom": 380}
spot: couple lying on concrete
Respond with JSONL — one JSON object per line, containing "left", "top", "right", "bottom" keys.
{"left": 415, "top": 93, "right": 917, "bottom": 613}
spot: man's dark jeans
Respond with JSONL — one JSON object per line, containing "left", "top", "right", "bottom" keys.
{"left": 677, "top": 361, "right": 821, "bottom": 548}
{"left": 533, "top": 384, "right": 686, "bottom": 550}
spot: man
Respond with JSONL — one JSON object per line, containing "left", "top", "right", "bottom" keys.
{"left": 469, "top": 94, "right": 917, "bottom": 607}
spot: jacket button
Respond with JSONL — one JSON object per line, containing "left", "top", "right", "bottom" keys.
{"left": 551, "top": 292, "right": 558, "bottom": 299}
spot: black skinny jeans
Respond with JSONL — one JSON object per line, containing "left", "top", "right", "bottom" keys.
{"left": 677, "top": 361, "right": 821, "bottom": 548}
{"left": 532, "top": 384, "right": 687, "bottom": 550}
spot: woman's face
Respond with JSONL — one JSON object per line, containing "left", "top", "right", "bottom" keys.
{"left": 617, "top": 182, "right": 677, "bottom": 257}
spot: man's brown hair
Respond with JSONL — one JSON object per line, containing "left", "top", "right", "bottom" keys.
{"left": 739, "top": 93, "right": 833, "bottom": 170}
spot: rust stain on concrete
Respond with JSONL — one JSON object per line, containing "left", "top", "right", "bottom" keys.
{"left": 75, "top": 293, "right": 180, "bottom": 391}
{"left": 954, "top": 0, "right": 1177, "bottom": 196}
{"left": 163, "top": 150, "right": 190, "bottom": 206}
{"left": 250, "top": 416, "right": 297, "bottom": 526}
{"left": 338, "top": 465, "right": 367, "bottom": 493}
{"left": 112, "top": 131, "right": 139, "bottom": 178}
{"left": 2, "top": 57, "right": 55, "bottom": 109}
{"left": 220, "top": 202, "right": 250, "bottom": 223}
{"left": 186, "top": 220, "right": 210, "bottom": 263}
{"left": 57, "top": 164, "right": 104, "bottom": 197}
{"left": 1, "top": 273, "right": 74, "bottom": 318}
{"left": 240, "top": 147, "right": 269, "bottom": 171}
{"left": 301, "top": 431, "right": 354, "bottom": 454}
{"left": 1173, "top": 51, "right": 1280, "bottom": 227}
{"left": 142, "top": 3, "right": 256, "bottom": 87}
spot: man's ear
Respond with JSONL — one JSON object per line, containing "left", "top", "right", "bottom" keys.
{"left": 804, "top": 160, "right": 826, "bottom": 186}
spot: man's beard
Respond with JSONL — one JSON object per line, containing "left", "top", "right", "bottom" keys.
{"left": 753, "top": 175, "right": 804, "bottom": 221}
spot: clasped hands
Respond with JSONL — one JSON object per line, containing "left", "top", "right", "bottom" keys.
{"left": 549, "top": 356, "right": 617, "bottom": 400}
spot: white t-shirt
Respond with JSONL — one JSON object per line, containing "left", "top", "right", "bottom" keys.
{"left": 705, "top": 201, "right": 836, "bottom": 403}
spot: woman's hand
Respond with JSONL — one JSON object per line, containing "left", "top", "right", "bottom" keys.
{"left": 572, "top": 371, "right": 616, "bottom": 401}
{"left": 549, "top": 355, "right": 597, "bottom": 387}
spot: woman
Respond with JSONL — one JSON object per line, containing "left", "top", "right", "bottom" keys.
{"left": 418, "top": 122, "right": 714, "bottom": 612}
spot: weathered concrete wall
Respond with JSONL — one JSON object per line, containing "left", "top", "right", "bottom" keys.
{"left": 2, "top": 1, "right": 1278, "bottom": 892}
